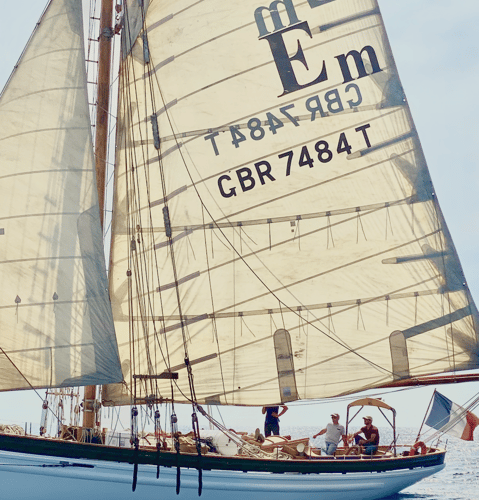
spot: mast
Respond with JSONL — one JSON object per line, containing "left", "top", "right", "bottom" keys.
{"left": 83, "top": 0, "right": 115, "bottom": 431}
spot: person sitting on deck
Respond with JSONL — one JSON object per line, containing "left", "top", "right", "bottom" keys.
{"left": 262, "top": 405, "right": 288, "bottom": 437}
{"left": 352, "top": 416, "right": 379, "bottom": 455}
{"left": 313, "top": 413, "right": 347, "bottom": 455}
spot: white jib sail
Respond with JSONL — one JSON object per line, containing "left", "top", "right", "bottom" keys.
{"left": 0, "top": 0, "right": 122, "bottom": 391}
{"left": 106, "top": 0, "right": 479, "bottom": 407}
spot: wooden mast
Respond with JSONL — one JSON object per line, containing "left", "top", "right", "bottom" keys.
{"left": 83, "top": 0, "right": 115, "bottom": 432}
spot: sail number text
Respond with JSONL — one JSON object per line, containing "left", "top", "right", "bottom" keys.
{"left": 217, "top": 124, "right": 372, "bottom": 198}
{"left": 205, "top": 83, "right": 362, "bottom": 156}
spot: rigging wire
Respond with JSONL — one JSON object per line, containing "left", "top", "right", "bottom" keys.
{"left": 110, "top": 5, "right": 209, "bottom": 464}
{"left": 119, "top": 3, "right": 206, "bottom": 440}
{"left": 117, "top": 0, "right": 177, "bottom": 410}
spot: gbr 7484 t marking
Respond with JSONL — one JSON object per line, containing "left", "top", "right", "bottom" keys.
{"left": 217, "top": 124, "right": 371, "bottom": 198}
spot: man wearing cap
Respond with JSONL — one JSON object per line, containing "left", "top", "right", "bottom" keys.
{"left": 313, "top": 413, "right": 347, "bottom": 455}
{"left": 352, "top": 416, "right": 379, "bottom": 455}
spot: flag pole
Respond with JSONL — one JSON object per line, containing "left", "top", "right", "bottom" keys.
{"left": 415, "top": 389, "right": 436, "bottom": 443}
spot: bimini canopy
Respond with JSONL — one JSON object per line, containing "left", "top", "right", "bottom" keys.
{"left": 347, "top": 397, "right": 395, "bottom": 412}
{"left": 346, "top": 397, "right": 397, "bottom": 454}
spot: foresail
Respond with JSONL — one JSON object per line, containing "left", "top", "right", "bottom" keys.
{"left": 0, "top": 0, "right": 122, "bottom": 391}
{"left": 106, "top": 0, "right": 478, "bottom": 407}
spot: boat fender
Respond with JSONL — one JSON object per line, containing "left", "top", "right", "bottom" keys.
{"left": 156, "top": 441, "right": 161, "bottom": 479}
{"left": 154, "top": 408, "right": 162, "bottom": 479}
{"left": 131, "top": 407, "right": 139, "bottom": 492}
{"left": 176, "top": 466, "right": 181, "bottom": 495}
{"left": 410, "top": 441, "right": 427, "bottom": 455}
{"left": 171, "top": 413, "right": 181, "bottom": 495}
{"left": 198, "top": 468, "right": 203, "bottom": 497}
{"left": 132, "top": 462, "right": 138, "bottom": 492}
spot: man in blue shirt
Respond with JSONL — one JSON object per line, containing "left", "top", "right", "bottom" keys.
{"left": 262, "top": 405, "right": 288, "bottom": 437}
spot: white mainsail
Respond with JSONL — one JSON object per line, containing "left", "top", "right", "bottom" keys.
{"left": 0, "top": 0, "right": 122, "bottom": 390}
{"left": 106, "top": 0, "right": 478, "bottom": 407}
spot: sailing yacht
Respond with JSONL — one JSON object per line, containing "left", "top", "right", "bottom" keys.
{"left": 0, "top": 1, "right": 477, "bottom": 499}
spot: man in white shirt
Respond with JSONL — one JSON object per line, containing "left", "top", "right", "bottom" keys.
{"left": 313, "top": 413, "right": 347, "bottom": 455}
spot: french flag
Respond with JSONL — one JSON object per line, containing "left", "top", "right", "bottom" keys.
{"left": 425, "top": 391, "right": 479, "bottom": 441}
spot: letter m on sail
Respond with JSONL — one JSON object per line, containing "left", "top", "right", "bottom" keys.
{"left": 254, "top": 0, "right": 300, "bottom": 37}
{"left": 335, "top": 46, "right": 382, "bottom": 84}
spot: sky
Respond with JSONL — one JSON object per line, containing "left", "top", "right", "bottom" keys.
{"left": 0, "top": 1, "right": 478, "bottom": 436}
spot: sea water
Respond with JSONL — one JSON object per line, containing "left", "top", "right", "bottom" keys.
{"left": 384, "top": 429, "right": 479, "bottom": 500}
{"left": 280, "top": 425, "right": 479, "bottom": 500}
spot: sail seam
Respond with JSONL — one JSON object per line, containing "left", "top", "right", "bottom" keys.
{"left": 146, "top": 289, "right": 442, "bottom": 321}
{"left": 146, "top": 197, "right": 414, "bottom": 233}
